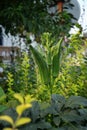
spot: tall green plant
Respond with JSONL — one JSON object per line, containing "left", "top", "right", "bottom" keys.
{"left": 6, "top": 52, "right": 31, "bottom": 95}
{"left": 30, "top": 33, "right": 63, "bottom": 97}
{"left": 19, "top": 52, "right": 30, "bottom": 93}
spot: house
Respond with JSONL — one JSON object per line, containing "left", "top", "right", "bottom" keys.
{"left": 0, "top": 26, "right": 20, "bottom": 64}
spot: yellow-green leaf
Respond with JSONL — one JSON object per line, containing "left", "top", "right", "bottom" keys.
{"left": 0, "top": 87, "right": 6, "bottom": 102}
{"left": 16, "top": 104, "right": 32, "bottom": 116}
{"left": 3, "top": 128, "right": 13, "bottom": 130}
{"left": 24, "top": 95, "right": 35, "bottom": 103}
{"left": 15, "top": 117, "right": 31, "bottom": 127}
{"left": 14, "top": 93, "right": 24, "bottom": 104}
{"left": 0, "top": 116, "right": 14, "bottom": 125}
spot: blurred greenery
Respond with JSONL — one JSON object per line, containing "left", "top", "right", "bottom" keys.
{"left": 0, "top": 0, "right": 74, "bottom": 38}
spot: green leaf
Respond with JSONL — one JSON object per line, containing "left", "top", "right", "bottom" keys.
{"left": 15, "top": 117, "right": 31, "bottom": 127}
{"left": 0, "top": 105, "right": 7, "bottom": 113}
{"left": 79, "top": 109, "right": 87, "bottom": 120}
{"left": 50, "top": 128, "right": 59, "bottom": 130}
{"left": 30, "top": 45, "right": 49, "bottom": 84}
{"left": 37, "top": 121, "right": 51, "bottom": 129}
{"left": 53, "top": 117, "right": 60, "bottom": 126}
{"left": 77, "top": 126, "right": 87, "bottom": 130}
{"left": 62, "top": 110, "right": 82, "bottom": 122}
{"left": 51, "top": 94, "right": 65, "bottom": 111}
{"left": 52, "top": 38, "right": 63, "bottom": 78}
{"left": 30, "top": 101, "right": 40, "bottom": 122}
{"left": 65, "top": 96, "right": 87, "bottom": 108}
{"left": 0, "top": 87, "right": 6, "bottom": 102}
{"left": 62, "top": 126, "right": 78, "bottom": 130}
{"left": 24, "top": 123, "right": 37, "bottom": 130}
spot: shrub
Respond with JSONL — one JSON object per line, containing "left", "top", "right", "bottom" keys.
{"left": 0, "top": 94, "right": 87, "bottom": 130}
{"left": 0, "top": 93, "right": 32, "bottom": 130}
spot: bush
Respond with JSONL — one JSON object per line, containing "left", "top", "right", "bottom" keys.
{"left": 0, "top": 94, "right": 87, "bottom": 130}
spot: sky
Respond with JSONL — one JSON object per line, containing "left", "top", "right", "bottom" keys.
{"left": 78, "top": 0, "right": 87, "bottom": 30}
{"left": 69, "top": 0, "right": 87, "bottom": 35}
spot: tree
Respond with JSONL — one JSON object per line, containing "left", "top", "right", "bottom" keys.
{"left": 0, "top": 0, "right": 74, "bottom": 38}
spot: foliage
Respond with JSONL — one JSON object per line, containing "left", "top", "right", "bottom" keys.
{"left": 1, "top": 30, "right": 87, "bottom": 101}
{"left": 6, "top": 72, "right": 15, "bottom": 100}
{"left": 29, "top": 29, "right": 87, "bottom": 100}
{"left": 1, "top": 31, "right": 87, "bottom": 101}
{"left": 17, "top": 52, "right": 30, "bottom": 93}
{"left": 0, "top": 93, "right": 32, "bottom": 130}
{"left": 0, "top": 87, "right": 6, "bottom": 103}
{"left": 0, "top": 94, "right": 87, "bottom": 130}
{"left": 30, "top": 32, "right": 63, "bottom": 100}
{"left": 56, "top": 30, "right": 87, "bottom": 98}
{"left": 5, "top": 52, "right": 36, "bottom": 96}
{"left": 0, "top": 0, "right": 74, "bottom": 37}
{"left": 0, "top": 87, "right": 7, "bottom": 113}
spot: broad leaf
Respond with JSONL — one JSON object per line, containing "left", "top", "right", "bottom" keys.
{"left": 35, "top": 120, "right": 52, "bottom": 129}
{"left": 0, "top": 115, "right": 13, "bottom": 125}
{"left": 30, "top": 101, "right": 40, "bottom": 122}
{"left": 14, "top": 93, "right": 24, "bottom": 104}
{"left": 65, "top": 96, "right": 87, "bottom": 108}
{"left": 16, "top": 104, "right": 32, "bottom": 116}
{"left": 15, "top": 117, "right": 31, "bottom": 127}
{"left": 3, "top": 128, "right": 13, "bottom": 130}
{"left": 52, "top": 38, "right": 63, "bottom": 78}
{"left": 30, "top": 45, "right": 49, "bottom": 84}
{"left": 0, "top": 87, "right": 6, "bottom": 102}
{"left": 53, "top": 117, "right": 60, "bottom": 126}
{"left": 0, "top": 105, "right": 7, "bottom": 113}
{"left": 51, "top": 94, "right": 66, "bottom": 111}
{"left": 50, "top": 128, "right": 59, "bottom": 130}
{"left": 61, "top": 110, "right": 83, "bottom": 122}
{"left": 77, "top": 126, "right": 87, "bottom": 130}
{"left": 79, "top": 108, "right": 87, "bottom": 120}
{"left": 21, "top": 123, "right": 37, "bottom": 130}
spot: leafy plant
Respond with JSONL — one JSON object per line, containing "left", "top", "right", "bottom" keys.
{"left": 0, "top": 0, "right": 74, "bottom": 37}
{"left": 5, "top": 52, "right": 36, "bottom": 95}
{"left": 6, "top": 72, "right": 15, "bottom": 100}
{"left": 56, "top": 31, "right": 87, "bottom": 98}
{"left": 0, "top": 87, "right": 7, "bottom": 113}
{"left": 0, "top": 93, "right": 32, "bottom": 130}
{"left": 1, "top": 94, "right": 87, "bottom": 130}
{"left": 30, "top": 32, "right": 63, "bottom": 99}
{"left": 17, "top": 52, "right": 30, "bottom": 93}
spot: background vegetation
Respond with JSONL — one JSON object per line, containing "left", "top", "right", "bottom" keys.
{"left": 0, "top": 0, "right": 87, "bottom": 129}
